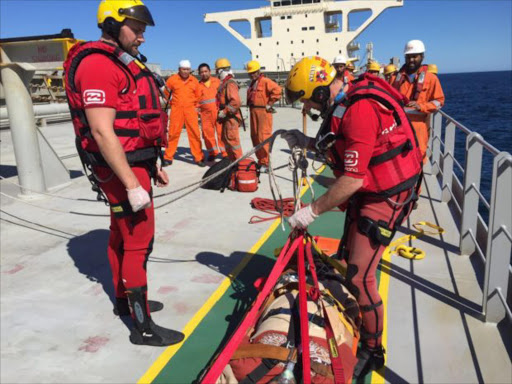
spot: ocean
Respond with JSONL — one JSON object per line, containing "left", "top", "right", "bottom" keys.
{"left": 437, "top": 70, "right": 512, "bottom": 218}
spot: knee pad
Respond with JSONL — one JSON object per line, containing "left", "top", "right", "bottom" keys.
{"left": 142, "top": 237, "right": 154, "bottom": 271}
{"left": 345, "top": 263, "right": 360, "bottom": 299}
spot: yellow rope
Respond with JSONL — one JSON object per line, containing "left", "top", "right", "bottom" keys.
{"left": 388, "top": 221, "right": 445, "bottom": 260}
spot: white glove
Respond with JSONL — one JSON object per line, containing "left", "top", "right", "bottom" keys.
{"left": 218, "top": 110, "right": 226, "bottom": 120}
{"left": 288, "top": 205, "right": 318, "bottom": 229}
{"left": 127, "top": 186, "right": 151, "bottom": 213}
{"left": 266, "top": 105, "right": 276, "bottom": 113}
{"left": 281, "top": 130, "right": 311, "bottom": 150}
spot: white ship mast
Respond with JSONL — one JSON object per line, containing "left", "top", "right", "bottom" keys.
{"left": 204, "top": 0, "right": 403, "bottom": 71}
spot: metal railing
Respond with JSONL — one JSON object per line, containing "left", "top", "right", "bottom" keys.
{"left": 428, "top": 109, "right": 512, "bottom": 323}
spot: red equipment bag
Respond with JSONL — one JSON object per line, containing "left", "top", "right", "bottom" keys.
{"left": 230, "top": 157, "right": 260, "bottom": 193}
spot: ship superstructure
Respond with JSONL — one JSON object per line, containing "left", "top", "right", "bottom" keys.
{"left": 205, "top": 0, "right": 403, "bottom": 71}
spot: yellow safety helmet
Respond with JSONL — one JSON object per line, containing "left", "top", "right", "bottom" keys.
{"left": 346, "top": 62, "right": 355, "bottom": 71}
{"left": 367, "top": 61, "right": 381, "bottom": 72}
{"left": 215, "top": 58, "right": 231, "bottom": 70}
{"left": 427, "top": 64, "right": 438, "bottom": 75}
{"left": 246, "top": 60, "right": 261, "bottom": 73}
{"left": 384, "top": 64, "right": 397, "bottom": 76}
{"left": 97, "top": 0, "right": 154, "bottom": 28}
{"left": 285, "top": 56, "right": 336, "bottom": 104}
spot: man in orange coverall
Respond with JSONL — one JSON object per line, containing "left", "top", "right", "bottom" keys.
{"left": 246, "top": 60, "right": 282, "bottom": 171}
{"left": 215, "top": 58, "right": 243, "bottom": 160}
{"left": 163, "top": 59, "right": 205, "bottom": 167}
{"left": 198, "top": 63, "right": 227, "bottom": 161}
{"left": 392, "top": 40, "right": 445, "bottom": 163}
{"left": 329, "top": 54, "right": 354, "bottom": 105}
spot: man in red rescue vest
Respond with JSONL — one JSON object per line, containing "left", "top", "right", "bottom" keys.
{"left": 393, "top": 39, "right": 445, "bottom": 163}
{"left": 282, "top": 56, "right": 422, "bottom": 377}
{"left": 246, "top": 60, "right": 282, "bottom": 172}
{"left": 63, "top": 0, "right": 184, "bottom": 347}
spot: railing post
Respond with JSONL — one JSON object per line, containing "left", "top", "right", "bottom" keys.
{"left": 427, "top": 114, "right": 434, "bottom": 160}
{"left": 431, "top": 112, "right": 442, "bottom": 176}
{"left": 460, "top": 132, "right": 483, "bottom": 256}
{"left": 442, "top": 121, "right": 456, "bottom": 202}
{"left": 483, "top": 153, "right": 512, "bottom": 323}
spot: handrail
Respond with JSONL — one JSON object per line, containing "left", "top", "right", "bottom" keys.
{"left": 439, "top": 110, "right": 501, "bottom": 155}
{"left": 427, "top": 109, "right": 512, "bottom": 324}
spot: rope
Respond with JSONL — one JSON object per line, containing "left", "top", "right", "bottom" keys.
{"left": 0, "top": 131, "right": 290, "bottom": 215}
{"left": 154, "top": 129, "right": 287, "bottom": 209}
{"left": 0, "top": 192, "right": 109, "bottom": 217}
{"left": 0, "top": 175, "right": 98, "bottom": 202}
{"left": 387, "top": 221, "right": 445, "bottom": 260}
{"left": 249, "top": 198, "right": 304, "bottom": 224}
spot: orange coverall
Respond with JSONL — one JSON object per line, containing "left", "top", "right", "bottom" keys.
{"left": 395, "top": 70, "right": 445, "bottom": 162}
{"left": 217, "top": 77, "right": 243, "bottom": 160}
{"left": 164, "top": 74, "right": 204, "bottom": 163}
{"left": 329, "top": 70, "right": 353, "bottom": 105}
{"left": 198, "top": 77, "right": 227, "bottom": 158}
{"left": 247, "top": 75, "right": 282, "bottom": 166}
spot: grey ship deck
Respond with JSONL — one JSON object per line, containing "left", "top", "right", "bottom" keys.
{"left": 1, "top": 108, "right": 510, "bottom": 383}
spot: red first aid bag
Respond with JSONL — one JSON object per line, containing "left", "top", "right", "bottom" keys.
{"left": 230, "top": 158, "right": 259, "bottom": 192}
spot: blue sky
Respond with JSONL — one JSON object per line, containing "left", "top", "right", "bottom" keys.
{"left": 1, "top": 0, "right": 511, "bottom": 73}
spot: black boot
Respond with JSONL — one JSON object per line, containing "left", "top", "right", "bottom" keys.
{"left": 353, "top": 345, "right": 385, "bottom": 379}
{"left": 126, "top": 286, "right": 185, "bottom": 347}
{"left": 113, "top": 297, "right": 164, "bottom": 317}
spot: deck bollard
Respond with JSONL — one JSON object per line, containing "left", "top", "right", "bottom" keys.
{"left": 0, "top": 48, "right": 47, "bottom": 196}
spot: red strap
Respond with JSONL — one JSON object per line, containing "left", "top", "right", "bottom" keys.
{"left": 305, "top": 241, "right": 320, "bottom": 301}
{"left": 297, "top": 239, "right": 312, "bottom": 384}
{"left": 200, "top": 235, "right": 303, "bottom": 384}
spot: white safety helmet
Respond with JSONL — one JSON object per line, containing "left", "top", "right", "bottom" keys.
{"left": 179, "top": 59, "right": 192, "bottom": 69}
{"left": 332, "top": 54, "right": 348, "bottom": 65}
{"left": 404, "top": 40, "right": 425, "bottom": 55}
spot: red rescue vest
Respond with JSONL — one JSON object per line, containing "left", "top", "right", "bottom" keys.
{"left": 392, "top": 64, "right": 428, "bottom": 101}
{"left": 64, "top": 41, "right": 167, "bottom": 166}
{"left": 316, "top": 74, "right": 422, "bottom": 197}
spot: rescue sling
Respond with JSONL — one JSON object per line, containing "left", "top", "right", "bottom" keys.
{"left": 392, "top": 64, "right": 428, "bottom": 101}
{"left": 316, "top": 74, "right": 423, "bottom": 198}
{"left": 201, "top": 233, "right": 361, "bottom": 384}
{"left": 64, "top": 40, "right": 167, "bottom": 167}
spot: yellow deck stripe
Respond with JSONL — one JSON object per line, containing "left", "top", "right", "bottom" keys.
{"left": 370, "top": 245, "right": 392, "bottom": 384}
{"left": 138, "top": 166, "right": 325, "bottom": 384}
